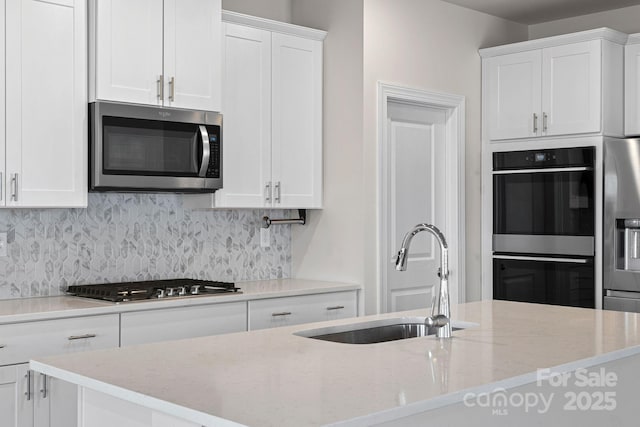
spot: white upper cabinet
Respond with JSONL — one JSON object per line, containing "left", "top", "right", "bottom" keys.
{"left": 215, "top": 22, "right": 272, "bottom": 208}
{"left": 91, "top": 0, "right": 163, "bottom": 106}
{"left": 625, "top": 35, "right": 640, "bottom": 136}
{"left": 90, "top": 0, "right": 221, "bottom": 111}
{"left": 541, "top": 41, "right": 601, "bottom": 136}
{"left": 482, "top": 29, "right": 626, "bottom": 141}
{"left": 271, "top": 33, "right": 323, "bottom": 208}
{"left": 4, "top": 0, "right": 87, "bottom": 208}
{"left": 189, "top": 12, "right": 326, "bottom": 209}
{"left": 487, "top": 50, "right": 542, "bottom": 140}
{"left": 163, "top": 0, "right": 221, "bottom": 110}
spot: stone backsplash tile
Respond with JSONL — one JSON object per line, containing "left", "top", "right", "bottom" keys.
{"left": 0, "top": 193, "right": 291, "bottom": 300}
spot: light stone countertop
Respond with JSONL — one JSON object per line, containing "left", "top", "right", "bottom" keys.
{"left": 0, "top": 279, "right": 361, "bottom": 325}
{"left": 30, "top": 301, "right": 640, "bottom": 427}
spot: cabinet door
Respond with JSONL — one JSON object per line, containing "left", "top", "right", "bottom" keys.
{"left": 487, "top": 50, "right": 542, "bottom": 140}
{"left": 120, "top": 302, "right": 247, "bottom": 346}
{"left": 34, "top": 374, "right": 78, "bottom": 427}
{"left": 625, "top": 43, "right": 640, "bottom": 136}
{"left": 542, "top": 40, "right": 601, "bottom": 136}
{"left": 163, "top": 0, "right": 221, "bottom": 111}
{"left": 5, "top": 0, "right": 87, "bottom": 207}
{"left": 271, "top": 33, "right": 323, "bottom": 208}
{"left": 92, "top": 0, "right": 163, "bottom": 105}
{"left": 0, "top": 364, "right": 32, "bottom": 427}
{"left": 215, "top": 23, "right": 272, "bottom": 208}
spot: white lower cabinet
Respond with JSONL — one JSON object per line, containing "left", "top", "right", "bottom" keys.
{"left": 120, "top": 301, "right": 247, "bottom": 346}
{"left": 0, "top": 364, "right": 31, "bottom": 427}
{"left": 1, "top": 314, "right": 120, "bottom": 427}
{"left": 248, "top": 291, "right": 358, "bottom": 330}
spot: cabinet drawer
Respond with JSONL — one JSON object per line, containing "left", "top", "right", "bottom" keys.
{"left": 0, "top": 314, "right": 119, "bottom": 366}
{"left": 120, "top": 302, "right": 247, "bottom": 346}
{"left": 248, "top": 291, "right": 357, "bottom": 330}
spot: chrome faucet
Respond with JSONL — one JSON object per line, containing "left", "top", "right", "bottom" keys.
{"left": 395, "top": 224, "right": 451, "bottom": 339}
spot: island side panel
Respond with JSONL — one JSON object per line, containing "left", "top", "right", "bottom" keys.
{"left": 374, "top": 353, "right": 640, "bottom": 427}
{"left": 78, "top": 388, "right": 205, "bottom": 427}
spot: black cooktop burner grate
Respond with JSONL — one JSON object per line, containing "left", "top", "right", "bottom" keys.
{"left": 67, "top": 279, "right": 240, "bottom": 303}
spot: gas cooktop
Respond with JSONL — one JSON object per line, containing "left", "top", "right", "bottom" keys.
{"left": 67, "top": 279, "right": 241, "bottom": 303}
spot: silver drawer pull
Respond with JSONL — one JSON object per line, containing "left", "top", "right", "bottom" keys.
{"left": 68, "top": 333, "right": 97, "bottom": 341}
{"left": 0, "top": 344, "right": 6, "bottom": 349}
{"left": 271, "top": 312, "right": 292, "bottom": 317}
{"left": 326, "top": 306, "right": 345, "bottom": 311}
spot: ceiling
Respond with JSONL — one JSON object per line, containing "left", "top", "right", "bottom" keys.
{"left": 441, "top": 0, "right": 640, "bottom": 25}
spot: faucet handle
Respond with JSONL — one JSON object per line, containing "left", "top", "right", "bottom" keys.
{"left": 426, "top": 314, "right": 449, "bottom": 328}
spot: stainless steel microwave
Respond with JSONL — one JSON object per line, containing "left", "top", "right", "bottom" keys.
{"left": 89, "top": 101, "right": 222, "bottom": 193}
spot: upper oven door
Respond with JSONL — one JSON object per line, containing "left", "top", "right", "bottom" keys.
{"left": 492, "top": 147, "right": 595, "bottom": 256}
{"left": 493, "top": 147, "right": 595, "bottom": 237}
{"left": 90, "top": 101, "right": 222, "bottom": 192}
{"left": 493, "top": 167, "right": 594, "bottom": 236}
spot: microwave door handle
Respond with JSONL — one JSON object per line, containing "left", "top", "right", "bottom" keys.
{"left": 198, "top": 125, "right": 210, "bottom": 177}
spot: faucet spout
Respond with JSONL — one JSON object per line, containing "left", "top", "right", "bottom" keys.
{"left": 395, "top": 224, "right": 451, "bottom": 339}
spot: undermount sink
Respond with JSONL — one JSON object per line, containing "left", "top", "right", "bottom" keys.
{"left": 294, "top": 317, "right": 471, "bottom": 344}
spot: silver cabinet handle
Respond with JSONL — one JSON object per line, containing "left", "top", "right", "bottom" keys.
{"left": 25, "top": 371, "right": 32, "bottom": 401}
{"left": 40, "top": 374, "right": 48, "bottom": 399}
{"left": 68, "top": 333, "right": 97, "bottom": 341}
{"left": 543, "top": 112, "right": 548, "bottom": 132}
{"left": 326, "top": 306, "right": 345, "bottom": 311}
{"left": 271, "top": 311, "right": 292, "bottom": 317}
{"left": 533, "top": 113, "right": 538, "bottom": 133}
{"left": 10, "top": 173, "right": 18, "bottom": 201}
{"left": 265, "top": 182, "right": 272, "bottom": 203}
{"left": 169, "top": 76, "right": 175, "bottom": 102}
{"left": 157, "top": 75, "right": 164, "bottom": 101}
{"left": 0, "top": 344, "right": 5, "bottom": 349}
{"left": 274, "top": 181, "right": 281, "bottom": 204}
{"left": 198, "top": 125, "right": 210, "bottom": 177}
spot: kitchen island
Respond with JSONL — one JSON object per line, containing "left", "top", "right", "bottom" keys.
{"left": 30, "top": 301, "right": 640, "bottom": 426}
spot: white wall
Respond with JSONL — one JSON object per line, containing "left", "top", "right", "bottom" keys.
{"left": 529, "top": 5, "right": 640, "bottom": 39}
{"left": 290, "top": 1, "right": 365, "bottom": 287}
{"left": 222, "top": 0, "right": 292, "bottom": 22}
{"left": 362, "top": 0, "right": 527, "bottom": 313}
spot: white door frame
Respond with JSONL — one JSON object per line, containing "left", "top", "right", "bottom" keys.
{"left": 377, "top": 82, "right": 466, "bottom": 312}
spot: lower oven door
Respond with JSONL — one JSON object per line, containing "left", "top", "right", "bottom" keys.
{"left": 493, "top": 255, "right": 594, "bottom": 308}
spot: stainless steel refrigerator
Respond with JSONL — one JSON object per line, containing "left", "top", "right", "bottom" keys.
{"left": 603, "top": 138, "right": 640, "bottom": 311}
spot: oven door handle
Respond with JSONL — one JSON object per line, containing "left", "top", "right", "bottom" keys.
{"left": 492, "top": 166, "right": 592, "bottom": 175}
{"left": 493, "top": 255, "right": 588, "bottom": 264}
{"left": 197, "top": 125, "right": 211, "bottom": 178}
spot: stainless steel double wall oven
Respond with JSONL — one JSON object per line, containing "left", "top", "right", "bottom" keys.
{"left": 492, "top": 147, "right": 595, "bottom": 308}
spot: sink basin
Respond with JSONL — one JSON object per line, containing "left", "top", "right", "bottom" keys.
{"left": 295, "top": 317, "right": 469, "bottom": 344}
